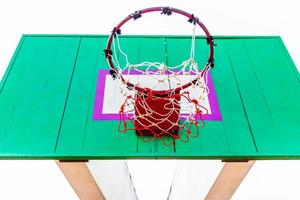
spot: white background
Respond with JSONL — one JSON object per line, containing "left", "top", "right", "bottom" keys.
{"left": 0, "top": 0, "right": 300, "bottom": 199}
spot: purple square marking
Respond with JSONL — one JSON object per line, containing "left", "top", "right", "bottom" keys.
{"left": 92, "top": 70, "right": 222, "bottom": 121}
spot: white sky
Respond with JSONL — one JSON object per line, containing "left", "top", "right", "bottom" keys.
{"left": 0, "top": 0, "right": 299, "bottom": 199}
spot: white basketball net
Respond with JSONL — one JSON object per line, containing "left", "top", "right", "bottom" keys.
{"left": 107, "top": 24, "right": 212, "bottom": 145}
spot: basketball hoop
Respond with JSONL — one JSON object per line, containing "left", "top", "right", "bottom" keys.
{"left": 104, "top": 7, "right": 215, "bottom": 145}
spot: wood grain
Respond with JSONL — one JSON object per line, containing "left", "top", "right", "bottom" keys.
{"left": 56, "top": 161, "right": 106, "bottom": 200}
{"left": 205, "top": 161, "right": 255, "bottom": 200}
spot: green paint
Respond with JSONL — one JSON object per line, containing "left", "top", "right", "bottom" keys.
{"left": 0, "top": 35, "right": 299, "bottom": 160}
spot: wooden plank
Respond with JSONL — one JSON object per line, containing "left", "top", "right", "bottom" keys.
{"left": 205, "top": 161, "right": 255, "bottom": 200}
{"left": 210, "top": 40, "right": 257, "bottom": 154}
{"left": 222, "top": 39, "right": 284, "bottom": 153}
{"left": 166, "top": 37, "right": 204, "bottom": 153}
{"left": 27, "top": 37, "right": 81, "bottom": 153}
{"left": 273, "top": 38, "right": 300, "bottom": 117}
{"left": 166, "top": 37, "right": 228, "bottom": 155}
{"left": 0, "top": 37, "right": 34, "bottom": 144}
{"left": 277, "top": 38, "right": 300, "bottom": 82}
{"left": 56, "top": 161, "right": 106, "bottom": 200}
{"left": 0, "top": 37, "right": 80, "bottom": 153}
{"left": 54, "top": 37, "right": 104, "bottom": 154}
{"left": 244, "top": 38, "right": 300, "bottom": 152}
{"left": 81, "top": 36, "right": 137, "bottom": 157}
{"left": 129, "top": 37, "right": 175, "bottom": 153}
{"left": 55, "top": 37, "right": 138, "bottom": 156}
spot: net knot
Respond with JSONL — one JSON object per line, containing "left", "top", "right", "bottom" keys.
{"left": 188, "top": 14, "right": 200, "bottom": 25}
{"left": 182, "top": 91, "right": 190, "bottom": 95}
{"left": 142, "top": 88, "right": 152, "bottom": 96}
{"left": 112, "top": 27, "right": 121, "bottom": 37}
{"left": 191, "top": 99, "right": 198, "bottom": 104}
{"left": 130, "top": 10, "right": 142, "bottom": 20}
{"left": 191, "top": 120, "right": 198, "bottom": 125}
{"left": 104, "top": 49, "right": 113, "bottom": 58}
{"left": 109, "top": 69, "right": 117, "bottom": 79}
{"left": 207, "top": 58, "right": 215, "bottom": 68}
{"left": 158, "top": 63, "right": 167, "bottom": 70}
{"left": 161, "top": 7, "right": 172, "bottom": 15}
{"left": 171, "top": 93, "right": 181, "bottom": 99}
{"left": 196, "top": 108, "right": 202, "bottom": 115}
{"left": 120, "top": 104, "right": 125, "bottom": 113}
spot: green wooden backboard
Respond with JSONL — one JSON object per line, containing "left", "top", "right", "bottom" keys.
{"left": 0, "top": 35, "right": 299, "bottom": 160}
